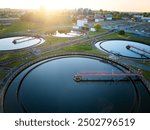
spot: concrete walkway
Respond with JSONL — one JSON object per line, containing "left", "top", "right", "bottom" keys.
{"left": 109, "top": 55, "right": 150, "bottom": 72}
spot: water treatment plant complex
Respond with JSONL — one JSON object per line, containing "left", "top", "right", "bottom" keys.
{"left": 0, "top": 8, "right": 150, "bottom": 113}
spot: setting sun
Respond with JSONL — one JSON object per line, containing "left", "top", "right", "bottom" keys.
{"left": 29, "top": 0, "right": 94, "bottom": 10}
{"left": 35, "top": 0, "right": 74, "bottom": 10}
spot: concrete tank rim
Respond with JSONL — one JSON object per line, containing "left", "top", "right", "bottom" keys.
{"left": 0, "top": 36, "right": 45, "bottom": 52}
{"left": 95, "top": 39, "right": 150, "bottom": 60}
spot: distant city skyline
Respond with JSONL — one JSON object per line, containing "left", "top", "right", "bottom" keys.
{"left": 0, "top": 0, "right": 150, "bottom": 12}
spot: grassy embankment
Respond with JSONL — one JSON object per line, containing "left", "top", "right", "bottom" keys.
{"left": 0, "top": 71, "right": 6, "bottom": 79}
{"left": 142, "top": 70, "right": 150, "bottom": 81}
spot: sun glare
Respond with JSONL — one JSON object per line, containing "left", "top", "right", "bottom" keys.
{"left": 34, "top": 0, "right": 73, "bottom": 10}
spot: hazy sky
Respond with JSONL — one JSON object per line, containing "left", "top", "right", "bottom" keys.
{"left": 0, "top": 0, "right": 150, "bottom": 12}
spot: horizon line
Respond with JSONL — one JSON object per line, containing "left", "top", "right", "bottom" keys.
{"left": 0, "top": 7, "right": 150, "bottom": 13}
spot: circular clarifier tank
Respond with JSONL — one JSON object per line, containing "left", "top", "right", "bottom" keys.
{"left": 0, "top": 36, "right": 45, "bottom": 51}
{"left": 95, "top": 40, "right": 150, "bottom": 59}
{"left": 3, "top": 55, "right": 150, "bottom": 112}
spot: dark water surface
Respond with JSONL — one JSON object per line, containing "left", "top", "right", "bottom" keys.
{"left": 4, "top": 56, "right": 150, "bottom": 112}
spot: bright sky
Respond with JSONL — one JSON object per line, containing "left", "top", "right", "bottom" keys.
{"left": 0, "top": 0, "right": 149, "bottom": 12}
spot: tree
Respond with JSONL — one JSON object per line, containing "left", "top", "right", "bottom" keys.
{"left": 143, "top": 12, "right": 150, "bottom": 17}
{"left": 118, "top": 30, "right": 125, "bottom": 35}
{"left": 82, "top": 23, "right": 89, "bottom": 31}
{"left": 112, "top": 12, "right": 122, "bottom": 20}
{"left": 94, "top": 23, "right": 101, "bottom": 32}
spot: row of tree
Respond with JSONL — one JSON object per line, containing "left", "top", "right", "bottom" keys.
{"left": 73, "top": 8, "right": 150, "bottom": 19}
{"left": 20, "top": 8, "right": 150, "bottom": 27}
{"left": 21, "top": 9, "right": 72, "bottom": 26}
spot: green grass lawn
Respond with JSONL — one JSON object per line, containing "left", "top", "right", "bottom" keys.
{"left": 0, "top": 21, "right": 39, "bottom": 33}
{"left": 137, "top": 61, "right": 150, "bottom": 66}
{"left": 142, "top": 70, "right": 150, "bottom": 81}
{"left": 7, "top": 60, "right": 24, "bottom": 68}
{"left": 129, "top": 36, "right": 150, "bottom": 45}
{"left": 62, "top": 42, "right": 107, "bottom": 56}
{"left": 143, "top": 62, "right": 150, "bottom": 66}
{"left": 98, "top": 32, "right": 150, "bottom": 45}
{"left": 63, "top": 42, "right": 93, "bottom": 52}
{"left": 0, "top": 51, "right": 30, "bottom": 62}
{"left": 100, "top": 32, "right": 130, "bottom": 39}
{"left": 89, "top": 29, "right": 107, "bottom": 35}
{"left": 44, "top": 36, "right": 70, "bottom": 45}
{"left": 0, "top": 21, "right": 73, "bottom": 34}
{"left": 0, "top": 71, "right": 6, "bottom": 79}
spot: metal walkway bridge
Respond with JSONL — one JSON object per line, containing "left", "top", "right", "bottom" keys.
{"left": 77, "top": 72, "right": 141, "bottom": 76}
{"left": 74, "top": 72, "right": 141, "bottom": 82}
{"left": 12, "top": 37, "right": 35, "bottom": 44}
{"left": 126, "top": 45, "right": 150, "bottom": 55}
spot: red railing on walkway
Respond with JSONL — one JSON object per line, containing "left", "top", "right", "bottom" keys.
{"left": 77, "top": 72, "right": 141, "bottom": 77}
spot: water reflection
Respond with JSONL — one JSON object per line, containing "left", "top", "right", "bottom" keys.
{"left": 4, "top": 56, "right": 150, "bottom": 112}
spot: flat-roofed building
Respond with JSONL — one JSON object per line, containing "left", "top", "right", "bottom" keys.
{"left": 142, "top": 17, "right": 150, "bottom": 22}
{"left": 77, "top": 19, "right": 88, "bottom": 28}
{"left": 94, "top": 14, "right": 105, "bottom": 22}
{"left": 105, "top": 14, "right": 112, "bottom": 21}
